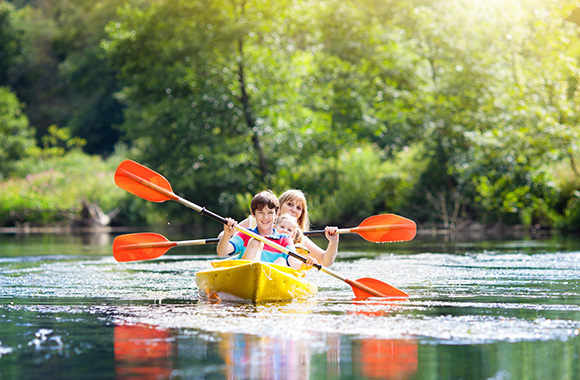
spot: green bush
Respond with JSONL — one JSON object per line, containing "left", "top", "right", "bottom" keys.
{"left": 0, "top": 87, "right": 37, "bottom": 179}
{"left": 549, "top": 160, "right": 580, "bottom": 232}
{"left": 0, "top": 149, "right": 128, "bottom": 227}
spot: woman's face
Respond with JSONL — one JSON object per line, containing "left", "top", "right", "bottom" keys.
{"left": 280, "top": 199, "right": 303, "bottom": 219}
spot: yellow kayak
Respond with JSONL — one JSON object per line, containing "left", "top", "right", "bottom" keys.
{"left": 196, "top": 260, "right": 317, "bottom": 303}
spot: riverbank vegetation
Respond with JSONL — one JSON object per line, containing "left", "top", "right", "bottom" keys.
{"left": 1, "top": 0, "right": 580, "bottom": 232}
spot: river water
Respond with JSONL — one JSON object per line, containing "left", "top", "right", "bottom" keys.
{"left": 1, "top": 231, "right": 579, "bottom": 379}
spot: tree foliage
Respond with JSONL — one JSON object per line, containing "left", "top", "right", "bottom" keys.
{"left": 0, "top": 86, "right": 36, "bottom": 178}
{"left": 5, "top": 0, "right": 124, "bottom": 155}
{"left": 0, "top": 2, "right": 24, "bottom": 86}
{"left": 1, "top": 0, "right": 580, "bottom": 230}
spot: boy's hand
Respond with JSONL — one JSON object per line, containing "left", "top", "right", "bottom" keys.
{"left": 223, "top": 217, "right": 237, "bottom": 239}
{"left": 217, "top": 217, "right": 238, "bottom": 257}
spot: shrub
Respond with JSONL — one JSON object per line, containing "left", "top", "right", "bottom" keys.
{"left": 0, "top": 150, "right": 128, "bottom": 227}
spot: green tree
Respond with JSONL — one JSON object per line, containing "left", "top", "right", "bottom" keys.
{"left": 104, "top": 0, "right": 331, "bottom": 219}
{"left": 103, "top": 0, "right": 580, "bottom": 229}
{"left": 0, "top": 86, "right": 36, "bottom": 179}
{"left": 391, "top": 0, "right": 580, "bottom": 228}
{"left": 104, "top": 0, "right": 424, "bottom": 222}
{"left": 458, "top": 0, "right": 580, "bottom": 227}
{"left": 53, "top": 0, "right": 126, "bottom": 155}
{"left": 0, "top": 1, "right": 24, "bottom": 86}
{"left": 7, "top": 0, "right": 124, "bottom": 155}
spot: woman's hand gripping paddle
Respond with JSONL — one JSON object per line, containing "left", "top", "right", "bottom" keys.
{"left": 113, "top": 233, "right": 220, "bottom": 262}
{"left": 114, "top": 159, "right": 409, "bottom": 298}
{"left": 303, "top": 214, "right": 416, "bottom": 243}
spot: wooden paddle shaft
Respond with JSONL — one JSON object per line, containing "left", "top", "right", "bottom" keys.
{"left": 117, "top": 238, "right": 220, "bottom": 251}
{"left": 304, "top": 224, "right": 413, "bottom": 236}
{"left": 119, "top": 167, "right": 233, "bottom": 227}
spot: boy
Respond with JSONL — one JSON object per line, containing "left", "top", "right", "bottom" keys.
{"left": 216, "top": 190, "right": 317, "bottom": 269}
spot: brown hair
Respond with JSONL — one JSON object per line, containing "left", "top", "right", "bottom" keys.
{"left": 250, "top": 190, "right": 279, "bottom": 215}
{"left": 278, "top": 189, "right": 310, "bottom": 232}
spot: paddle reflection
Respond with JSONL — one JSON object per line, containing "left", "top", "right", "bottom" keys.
{"left": 347, "top": 299, "right": 418, "bottom": 379}
{"left": 353, "top": 338, "right": 418, "bottom": 380}
{"left": 349, "top": 298, "right": 407, "bottom": 317}
{"left": 114, "top": 323, "right": 175, "bottom": 380}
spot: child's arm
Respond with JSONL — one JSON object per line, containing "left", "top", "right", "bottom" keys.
{"left": 216, "top": 217, "right": 237, "bottom": 257}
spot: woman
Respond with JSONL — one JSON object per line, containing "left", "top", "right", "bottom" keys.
{"left": 235, "top": 189, "right": 339, "bottom": 267}
{"left": 278, "top": 190, "right": 339, "bottom": 266}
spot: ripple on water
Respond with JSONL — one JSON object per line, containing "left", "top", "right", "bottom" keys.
{"left": 2, "top": 251, "right": 580, "bottom": 344}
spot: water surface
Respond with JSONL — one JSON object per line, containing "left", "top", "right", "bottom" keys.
{"left": 1, "top": 232, "right": 580, "bottom": 379}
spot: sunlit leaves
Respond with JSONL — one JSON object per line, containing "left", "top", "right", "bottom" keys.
{"left": 102, "top": 0, "right": 580, "bottom": 227}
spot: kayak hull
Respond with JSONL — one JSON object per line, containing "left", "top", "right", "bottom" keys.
{"left": 196, "top": 260, "right": 317, "bottom": 303}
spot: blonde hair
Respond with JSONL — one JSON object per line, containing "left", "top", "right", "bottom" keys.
{"left": 275, "top": 213, "right": 303, "bottom": 244}
{"left": 278, "top": 189, "right": 310, "bottom": 232}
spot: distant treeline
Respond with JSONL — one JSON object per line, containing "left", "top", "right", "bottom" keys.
{"left": 1, "top": 0, "right": 580, "bottom": 232}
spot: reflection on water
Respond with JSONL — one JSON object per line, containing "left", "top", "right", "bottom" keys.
{"left": 113, "top": 321, "right": 418, "bottom": 380}
{"left": 1, "top": 297, "right": 579, "bottom": 379}
{"left": 2, "top": 233, "right": 580, "bottom": 379}
{"left": 353, "top": 339, "right": 418, "bottom": 380}
{"left": 218, "top": 333, "right": 311, "bottom": 379}
{"left": 114, "top": 324, "right": 175, "bottom": 380}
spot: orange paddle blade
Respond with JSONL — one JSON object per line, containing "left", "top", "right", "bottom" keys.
{"left": 353, "top": 214, "right": 416, "bottom": 243}
{"left": 348, "top": 277, "right": 409, "bottom": 298}
{"left": 113, "top": 233, "right": 176, "bottom": 262}
{"left": 114, "top": 160, "right": 176, "bottom": 203}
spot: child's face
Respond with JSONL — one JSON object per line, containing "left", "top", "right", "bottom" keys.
{"left": 275, "top": 219, "right": 295, "bottom": 237}
{"left": 253, "top": 206, "right": 277, "bottom": 231}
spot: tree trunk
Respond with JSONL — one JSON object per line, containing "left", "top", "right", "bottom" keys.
{"left": 236, "top": 38, "right": 270, "bottom": 182}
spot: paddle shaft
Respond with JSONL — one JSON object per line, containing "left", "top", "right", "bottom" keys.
{"left": 118, "top": 167, "right": 316, "bottom": 263}
{"left": 119, "top": 224, "right": 409, "bottom": 252}
{"left": 116, "top": 238, "right": 220, "bottom": 251}
{"left": 304, "top": 224, "right": 417, "bottom": 236}
{"left": 117, "top": 165, "right": 390, "bottom": 297}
